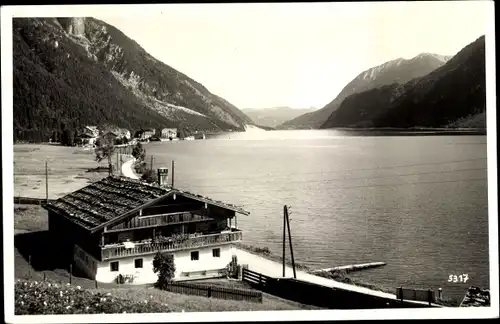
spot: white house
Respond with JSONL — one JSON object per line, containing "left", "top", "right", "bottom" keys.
{"left": 43, "top": 175, "right": 248, "bottom": 284}
{"left": 161, "top": 128, "right": 178, "bottom": 139}
{"left": 85, "top": 126, "right": 99, "bottom": 138}
{"left": 119, "top": 128, "right": 131, "bottom": 140}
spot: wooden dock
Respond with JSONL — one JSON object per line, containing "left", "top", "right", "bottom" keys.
{"left": 311, "top": 262, "right": 386, "bottom": 274}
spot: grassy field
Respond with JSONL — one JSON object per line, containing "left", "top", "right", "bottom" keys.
{"left": 13, "top": 144, "right": 112, "bottom": 199}
{"left": 12, "top": 204, "right": 317, "bottom": 312}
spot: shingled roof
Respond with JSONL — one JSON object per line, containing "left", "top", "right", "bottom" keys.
{"left": 44, "top": 176, "right": 250, "bottom": 232}
{"left": 44, "top": 176, "right": 171, "bottom": 231}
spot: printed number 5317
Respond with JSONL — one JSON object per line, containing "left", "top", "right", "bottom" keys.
{"left": 448, "top": 274, "right": 469, "bottom": 283}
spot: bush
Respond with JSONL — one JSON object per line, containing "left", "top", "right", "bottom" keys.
{"left": 132, "top": 142, "right": 146, "bottom": 161}
{"left": 141, "top": 169, "right": 158, "bottom": 184}
{"left": 153, "top": 252, "right": 176, "bottom": 289}
{"left": 14, "top": 279, "right": 170, "bottom": 314}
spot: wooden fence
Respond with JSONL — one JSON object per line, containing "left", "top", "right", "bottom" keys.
{"left": 241, "top": 268, "right": 272, "bottom": 290}
{"left": 396, "top": 287, "right": 436, "bottom": 305}
{"left": 164, "top": 281, "right": 262, "bottom": 303}
{"left": 241, "top": 268, "right": 436, "bottom": 309}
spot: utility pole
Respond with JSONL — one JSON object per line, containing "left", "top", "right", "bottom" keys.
{"left": 285, "top": 205, "right": 296, "bottom": 278}
{"left": 45, "top": 161, "right": 48, "bottom": 203}
{"left": 283, "top": 205, "right": 286, "bottom": 277}
{"left": 171, "top": 160, "right": 175, "bottom": 187}
{"left": 150, "top": 155, "right": 154, "bottom": 170}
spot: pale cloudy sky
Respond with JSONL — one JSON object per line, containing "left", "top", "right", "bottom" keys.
{"left": 92, "top": 1, "right": 491, "bottom": 109}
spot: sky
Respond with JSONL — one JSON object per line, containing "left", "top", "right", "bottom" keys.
{"left": 91, "top": 2, "right": 491, "bottom": 110}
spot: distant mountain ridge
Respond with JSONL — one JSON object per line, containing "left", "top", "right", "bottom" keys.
{"left": 243, "top": 106, "right": 317, "bottom": 128}
{"left": 278, "top": 53, "right": 451, "bottom": 129}
{"left": 13, "top": 17, "right": 252, "bottom": 142}
{"left": 321, "top": 36, "right": 486, "bottom": 129}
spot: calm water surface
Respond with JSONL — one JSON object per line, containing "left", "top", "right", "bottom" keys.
{"left": 145, "top": 129, "right": 489, "bottom": 301}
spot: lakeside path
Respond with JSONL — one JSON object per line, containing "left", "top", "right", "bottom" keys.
{"left": 233, "top": 249, "right": 445, "bottom": 308}
{"left": 120, "top": 154, "right": 139, "bottom": 180}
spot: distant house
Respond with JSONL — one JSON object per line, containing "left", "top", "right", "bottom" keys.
{"left": 42, "top": 175, "right": 249, "bottom": 284}
{"left": 161, "top": 128, "right": 178, "bottom": 139}
{"left": 119, "top": 129, "right": 131, "bottom": 140}
{"left": 85, "top": 126, "right": 99, "bottom": 138}
{"left": 136, "top": 129, "right": 155, "bottom": 140}
{"left": 76, "top": 133, "right": 97, "bottom": 146}
{"left": 76, "top": 126, "right": 99, "bottom": 146}
{"left": 102, "top": 130, "right": 120, "bottom": 143}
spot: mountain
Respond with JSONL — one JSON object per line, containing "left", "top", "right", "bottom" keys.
{"left": 242, "top": 106, "right": 317, "bottom": 128}
{"left": 321, "top": 36, "right": 486, "bottom": 129}
{"left": 277, "top": 53, "right": 450, "bottom": 129}
{"left": 13, "top": 17, "right": 253, "bottom": 142}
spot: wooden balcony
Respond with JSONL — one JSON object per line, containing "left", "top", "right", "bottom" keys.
{"left": 101, "top": 229, "right": 243, "bottom": 260}
{"left": 106, "top": 211, "right": 213, "bottom": 232}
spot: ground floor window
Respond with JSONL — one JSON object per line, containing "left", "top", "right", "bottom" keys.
{"left": 212, "top": 248, "right": 220, "bottom": 258}
{"left": 191, "top": 251, "right": 199, "bottom": 261}
{"left": 135, "top": 258, "right": 143, "bottom": 268}
{"left": 110, "top": 261, "right": 119, "bottom": 272}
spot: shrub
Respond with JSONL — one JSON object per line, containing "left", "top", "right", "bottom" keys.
{"left": 141, "top": 169, "right": 158, "bottom": 184}
{"left": 132, "top": 142, "right": 146, "bottom": 161}
{"left": 14, "top": 279, "right": 170, "bottom": 314}
{"left": 153, "top": 252, "right": 176, "bottom": 289}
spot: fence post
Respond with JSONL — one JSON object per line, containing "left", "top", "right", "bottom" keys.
{"left": 43, "top": 272, "right": 46, "bottom": 281}
{"left": 208, "top": 287, "right": 212, "bottom": 298}
{"left": 28, "top": 255, "right": 32, "bottom": 279}
{"left": 95, "top": 279, "right": 98, "bottom": 289}
{"left": 69, "top": 264, "right": 72, "bottom": 284}
{"left": 398, "top": 287, "right": 403, "bottom": 302}
{"left": 428, "top": 289, "right": 432, "bottom": 306}
{"left": 259, "top": 273, "right": 262, "bottom": 288}
{"left": 438, "top": 288, "right": 442, "bottom": 300}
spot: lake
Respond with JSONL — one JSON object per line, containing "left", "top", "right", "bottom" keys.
{"left": 144, "top": 129, "right": 489, "bottom": 302}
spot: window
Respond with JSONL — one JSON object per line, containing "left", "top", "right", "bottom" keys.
{"left": 212, "top": 248, "right": 220, "bottom": 258}
{"left": 110, "top": 261, "right": 119, "bottom": 272}
{"left": 191, "top": 251, "right": 199, "bottom": 261}
{"left": 134, "top": 258, "right": 143, "bottom": 268}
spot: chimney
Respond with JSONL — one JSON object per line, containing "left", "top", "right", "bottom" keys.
{"left": 157, "top": 168, "right": 169, "bottom": 187}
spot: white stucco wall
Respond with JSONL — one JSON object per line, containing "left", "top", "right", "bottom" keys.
{"left": 94, "top": 244, "right": 235, "bottom": 284}
{"left": 96, "top": 253, "right": 157, "bottom": 284}
{"left": 173, "top": 244, "right": 232, "bottom": 278}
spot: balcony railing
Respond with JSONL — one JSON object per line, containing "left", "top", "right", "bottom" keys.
{"left": 101, "top": 230, "right": 243, "bottom": 260}
{"left": 106, "top": 211, "right": 213, "bottom": 231}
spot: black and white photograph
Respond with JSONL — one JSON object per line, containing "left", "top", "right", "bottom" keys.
{"left": 2, "top": 1, "right": 498, "bottom": 322}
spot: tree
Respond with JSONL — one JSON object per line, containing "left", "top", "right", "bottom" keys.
{"left": 60, "top": 129, "right": 74, "bottom": 146}
{"left": 152, "top": 252, "right": 176, "bottom": 289}
{"left": 94, "top": 133, "right": 115, "bottom": 174}
{"left": 114, "top": 137, "right": 123, "bottom": 145}
{"left": 141, "top": 169, "right": 158, "bottom": 184}
{"left": 132, "top": 142, "right": 146, "bottom": 161}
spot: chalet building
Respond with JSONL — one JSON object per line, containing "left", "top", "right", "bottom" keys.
{"left": 85, "top": 126, "right": 99, "bottom": 138}
{"left": 76, "top": 133, "right": 97, "bottom": 146}
{"left": 161, "top": 128, "right": 178, "bottom": 139}
{"left": 42, "top": 176, "right": 248, "bottom": 284}
{"left": 135, "top": 129, "right": 156, "bottom": 140}
{"left": 120, "top": 129, "right": 131, "bottom": 140}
